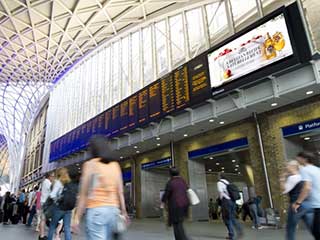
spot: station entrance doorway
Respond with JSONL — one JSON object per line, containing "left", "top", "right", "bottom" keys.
{"left": 140, "top": 158, "right": 171, "bottom": 218}
{"left": 188, "top": 138, "right": 257, "bottom": 220}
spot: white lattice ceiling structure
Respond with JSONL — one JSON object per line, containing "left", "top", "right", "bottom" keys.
{"left": 0, "top": 0, "right": 192, "bottom": 189}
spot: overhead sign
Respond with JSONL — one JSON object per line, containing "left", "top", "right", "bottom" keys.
{"left": 208, "top": 13, "right": 293, "bottom": 88}
{"left": 141, "top": 157, "right": 172, "bottom": 170}
{"left": 282, "top": 118, "right": 320, "bottom": 137}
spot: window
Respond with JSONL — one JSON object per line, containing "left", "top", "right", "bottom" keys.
{"left": 155, "top": 20, "right": 168, "bottom": 76}
{"left": 111, "top": 42, "right": 120, "bottom": 104}
{"left": 206, "top": 1, "right": 229, "bottom": 44}
{"left": 104, "top": 47, "right": 111, "bottom": 108}
{"left": 231, "top": 0, "right": 258, "bottom": 29}
{"left": 131, "top": 31, "right": 141, "bottom": 93}
{"left": 169, "top": 14, "right": 185, "bottom": 66}
{"left": 121, "top": 37, "right": 130, "bottom": 98}
{"left": 142, "top": 26, "right": 153, "bottom": 86}
{"left": 186, "top": 8, "right": 206, "bottom": 57}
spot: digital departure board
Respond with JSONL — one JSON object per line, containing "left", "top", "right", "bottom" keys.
{"left": 138, "top": 89, "right": 148, "bottom": 124}
{"left": 188, "top": 54, "right": 211, "bottom": 105}
{"left": 161, "top": 73, "right": 175, "bottom": 115}
{"left": 112, "top": 104, "right": 120, "bottom": 135}
{"left": 174, "top": 65, "right": 190, "bottom": 109}
{"left": 128, "top": 95, "right": 138, "bottom": 129}
{"left": 104, "top": 109, "right": 112, "bottom": 136}
{"left": 148, "top": 81, "right": 161, "bottom": 120}
{"left": 120, "top": 100, "right": 129, "bottom": 131}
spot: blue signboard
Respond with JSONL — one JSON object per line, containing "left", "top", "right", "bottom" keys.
{"left": 282, "top": 118, "right": 320, "bottom": 137}
{"left": 141, "top": 157, "right": 172, "bottom": 170}
{"left": 122, "top": 170, "right": 132, "bottom": 183}
{"left": 188, "top": 138, "right": 249, "bottom": 159}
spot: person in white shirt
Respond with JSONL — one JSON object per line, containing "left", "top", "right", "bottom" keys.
{"left": 217, "top": 173, "right": 243, "bottom": 240}
{"left": 39, "top": 172, "right": 55, "bottom": 240}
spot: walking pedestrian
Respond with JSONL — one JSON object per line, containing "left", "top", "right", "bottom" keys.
{"left": 217, "top": 173, "right": 243, "bottom": 240}
{"left": 47, "top": 168, "right": 76, "bottom": 240}
{"left": 293, "top": 151, "right": 320, "bottom": 240}
{"left": 39, "top": 172, "right": 55, "bottom": 240}
{"left": 2, "top": 192, "right": 13, "bottom": 225}
{"left": 248, "top": 196, "right": 262, "bottom": 229}
{"left": 27, "top": 185, "right": 39, "bottom": 227}
{"left": 18, "top": 189, "right": 26, "bottom": 222}
{"left": 161, "top": 167, "right": 190, "bottom": 240}
{"left": 73, "top": 135, "right": 128, "bottom": 240}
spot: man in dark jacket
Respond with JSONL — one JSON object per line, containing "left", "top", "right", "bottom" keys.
{"left": 161, "top": 167, "right": 189, "bottom": 240}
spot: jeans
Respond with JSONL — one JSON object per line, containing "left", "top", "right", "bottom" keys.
{"left": 249, "top": 203, "right": 260, "bottom": 228}
{"left": 48, "top": 206, "right": 72, "bottom": 240}
{"left": 27, "top": 205, "right": 36, "bottom": 226}
{"left": 86, "top": 206, "right": 119, "bottom": 240}
{"left": 313, "top": 208, "right": 320, "bottom": 239}
{"left": 286, "top": 206, "right": 313, "bottom": 240}
{"left": 221, "top": 199, "right": 243, "bottom": 240}
{"left": 173, "top": 222, "right": 188, "bottom": 240}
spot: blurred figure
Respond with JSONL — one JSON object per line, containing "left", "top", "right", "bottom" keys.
{"left": 161, "top": 167, "right": 189, "bottom": 240}
{"left": 27, "top": 185, "right": 40, "bottom": 228}
{"left": 26, "top": 187, "right": 36, "bottom": 226}
{"left": 2, "top": 191, "right": 13, "bottom": 224}
{"left": 248, "top": 196, "right": 262, "bottom": 229}
{"left": 48, "top": 168, "right": 75, "bottom": 240}
{"left": 280, "top": 160, "right": 312, "bottom": 240}
{"left": 217, "top": 173, "right": 243, "bottom": 240}
{"left": 293, "top": 152, "right": 320, "bottom": 240}
{"left": 39, "top": 172, "right": 55, "bottom": 240}
{"left": 73, "top": 135, "right": 128, "bottom": 240}
{"left": 18, "top": 189, "right": 26, "bottom": 222}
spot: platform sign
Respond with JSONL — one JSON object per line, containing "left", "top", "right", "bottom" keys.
{"left": 120, "top": 100, "right": 129, "bottom": 131}
{"left": 138, "top": 89, "right": 149, "bottom": 125}
{"left": 141, "top": 157, "right": 172, "bottom": 170}
{"left": 208, "top": 13, "right": 293, "bottom": 89}
{"left": 160, "top": 73, "right": 175, "bottom": 115}
{"left": 128, "top": 94, "right": 138, "bottom": 129}
{"left": 148, "top": 81, "right": 161, "bottom": 120}
{"left": 188, "top": 54, "right": 211, "bottom": 105}
{"left": 111, "top": 104, "right": 120, "bottom": 135}
{"left": 174, "top": 65, "right": 190, "bottom": 109}
{"left": 104, "top": 109, "right": 112, "bottom": 137}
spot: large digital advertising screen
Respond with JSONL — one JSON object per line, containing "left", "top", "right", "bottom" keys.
{"left": 208, "top": 13, "right": 293, "bottom": 88}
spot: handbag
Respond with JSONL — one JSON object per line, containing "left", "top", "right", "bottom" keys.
{"left": 187, "top": 188, "right": 200, "bottom": 206}
{"left": 114, "top": 214, "right": 127, "bottom": 234}
{"left": 43, "top": 197, "right": 55, "bottom": 220}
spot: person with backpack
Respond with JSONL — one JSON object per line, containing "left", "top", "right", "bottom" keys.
{"left": 47, "top": 168, "right": 77, "bottom": 240}
{"left": 217, "top": 173, "right": 243, "bottom": 240}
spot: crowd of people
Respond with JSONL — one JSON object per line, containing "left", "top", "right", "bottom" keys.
{"left": 0, "top": 135, "right": 320, "bottom": 240}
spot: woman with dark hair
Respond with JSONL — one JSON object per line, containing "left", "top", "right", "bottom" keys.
{"left": 161, "top": 167, "right": 189, "bottom": 240}
{"left": 2, "top": 191, "right": 13, "bottom": 225}
{"left": 73, "top": 135, "right": 128, "bottom": 240}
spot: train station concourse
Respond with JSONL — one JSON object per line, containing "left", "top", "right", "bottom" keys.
{"left": 0, "top": 0, "right": 320, "bottom": 239}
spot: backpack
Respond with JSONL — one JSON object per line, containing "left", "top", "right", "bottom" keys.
{"left": 58, "top": 182, "right": 78, "bottom": 211}
{"left": 220, "top": 180, "right": 241, "bottom": 202}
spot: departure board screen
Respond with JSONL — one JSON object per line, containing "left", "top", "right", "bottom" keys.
{"left": 97, "top": 113, "right": 104, "bottom": 133}
{"left": 174, "top": 65, "right": 190, "bottom": 109}
{"left": 188, "top": 54, "right": 211, "bottom": 105}
{"left": 161, "top": 73, "right": 175, "bottom": 115}
{"left": 112, "top": 104, "right": 120, "bottom": 135}
{"left": 138, "top": 89, "right": 149, "bottom": 124}
{"left": 128, "top": 95, "right": 138, "bottom": 129}
{"left": 120, "top": 100, "right": 129, "bottom": 131}
{"left": 148, "top": 81, "right": 161, "bottom": 119}
{"left": 104, "top": 109, "right": 112, "bottom": 136}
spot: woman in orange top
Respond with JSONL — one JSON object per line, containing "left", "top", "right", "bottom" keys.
{"left": 73, "top": 135, "right": 128, "bottom": 240}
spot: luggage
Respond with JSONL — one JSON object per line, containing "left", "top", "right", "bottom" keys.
{"left": 11, "top": 215, "right": 19, "bottom": 224}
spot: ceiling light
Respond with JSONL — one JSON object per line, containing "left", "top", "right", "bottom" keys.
{"left": 156, "top": 137, "right": 160, "bottom": 141}
{"left": 216, "top": 162, "right": 220, "bottom": 166}
{"left": 76, "top": 163, "right": 79, "bottom": 166}
{"left": 232, "top": 159, "right": 236, "bottom": 163}
{"left": 134, "top": 146, "right": 138, "bottom": 149}
{"left": 208, "top": 169, "right": 212, "bottom": 172}
{"left": 219, "top": 121, "right": 225, "bottom": 125}
{"left": 235, "top": 165, "right": 239, "bottom": 167}
{"left": 209, "top": 119, "right": 214, "bottom": 123}
{"left": 271, "top": 103, "right": 278, "bottom": 107}
{"left": 306, "top": 90, "right": 314, "bottom": 95}
{"left": 183, "top": 134, "right": 188, "bottom": 137}
{"left": 304, "top": 137, "right": 311, "bottom": 141}
{"left": 136, "top": 150, "right": 140, "bottom": 154}
{"left": 157, "top": 143, "right": 161, "bottom": 146}
{"left": 209, "top": 157, "right": 213, "bottom": 160}
{"left": 235, "top": 168, "right": 238, "bottom": 171}
{"left": 238, "top": 172, "right": 241, "bottom": 175}
{"left": 120, "top": 156, "right": 123, "bottom": 159}
{"left": 222, "top": 170, "right": 225, "bottom": 173}
{"left": 221, "top": 167, "right": 225, "bottom": 170}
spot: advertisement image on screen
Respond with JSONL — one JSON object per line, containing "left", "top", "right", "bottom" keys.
{"left": 208, "top": 13, "right": 293, "bottom": 88}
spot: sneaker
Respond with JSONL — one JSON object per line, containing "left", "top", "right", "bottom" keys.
{"left": 257, "top": 226, "right": 263, "bottom": 230}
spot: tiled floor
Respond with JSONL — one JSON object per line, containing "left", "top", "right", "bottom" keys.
{"left": 0, "top": 219, "right": 314, "bottom": 240}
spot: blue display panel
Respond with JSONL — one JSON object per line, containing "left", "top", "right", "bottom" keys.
{"left": 148, "top": 81, "right": 161, "bottom": 120}
{"left": 282, "top": 118, "right": 320, "bottom": 137}
{"left": 138, "top": 89, "right": 149, "bottom": 125}
{"left": 120, "top": 100, "right": 129, "bottom": 132}
{"left": 141, "top": 157, "right": 172, "bottom": 170}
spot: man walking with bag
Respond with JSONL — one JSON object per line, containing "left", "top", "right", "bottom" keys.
{"left": 217, "top": 173, "right": 243, "bottom": 240}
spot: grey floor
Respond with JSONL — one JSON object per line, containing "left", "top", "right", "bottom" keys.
{"left": 0, "top": 219, "right": 314, "bottom": 240}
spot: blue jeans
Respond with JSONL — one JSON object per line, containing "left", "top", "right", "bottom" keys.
{"left": 86, "top": 206, "right": 120, "bottom": 240}
{"left": 286, "top": 206, "right": 313, "bottom": 240}
{"left": 48, "top": 206, "right": 72, "bottom": 240}
{"left": 221, "top": 199, "right": 243, "bottom": 240}
{"left": 27, "top": 205, "right": 36, "bottom": 226}
{"left": 249, "top": 203, "right": 260, "bottom": 228}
